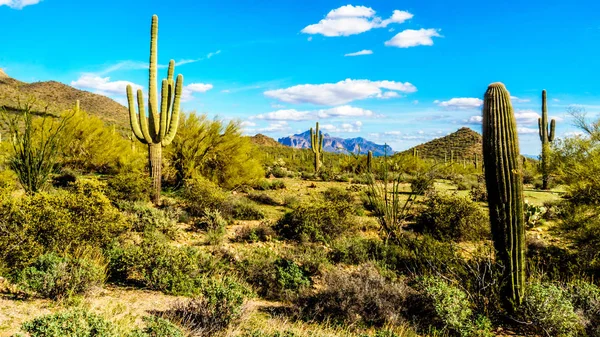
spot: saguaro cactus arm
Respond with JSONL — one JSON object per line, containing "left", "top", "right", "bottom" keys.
{"left": 162, "top": 74, "right": 183, "bottom": 146}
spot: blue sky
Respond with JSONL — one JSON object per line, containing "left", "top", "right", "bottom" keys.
{"left": 1, "top": 0, "right": 599, "bottom": 154}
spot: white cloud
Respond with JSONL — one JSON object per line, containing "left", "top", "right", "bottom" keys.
{"left": 319, "top": 121, "right": 363, "bottom": 133}
{"left": 264, "top": 78, "right": 416, "bottom": 106}
{"left": 514, "top": 110, "right": 540, "bottom": 125}
{"left": 468, "top": 115, "right": 483, "bottom": 124}
{"left": 380, "top": 91, "right": 400, "bottom": 99}
{"left": 182, "top": 83, "right": 214, "bottom": 102}
{"left": 258, "top": 121, "right": 290, "bottom": 133}
{"left": 252, "top": 105, "right": 374, "bottom": 121}
{"left": 207, "top": 50, "right": 221, "bottom": 59}
{"left": 437, "top": 97, "right": 483, "bottom": 109}
{"left": 511, "top": 96, "right": 531, "bottom": 103}
{"left": 307, "top": 37, "right": 313, "bottom": 41}
{"left": 301, "top": 5, "right": 413, "bottom": 37}
{"left": 344, "top": 49, "right": 373, "bottom": 57}
{"left": 240, "top": 121, "right": 256, "bottom": 128}
{"left": 71, "top": 75, "right": 142, "bottom": 95}
{"left": 517, "top": 127, "right": 538, "bottom": 134}
{"left": 553, "top": 98, "right": 560, "bottom": 102}
{"left": 385, "top": 28, "right": 442, "bottom": 48}
{"left": 0, "top": 0, "right": 41, "bottom": 9}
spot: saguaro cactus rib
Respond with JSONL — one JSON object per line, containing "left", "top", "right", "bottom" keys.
{"left": 126, "top": 15, "right": 183, "bottom": 204}
{"left": 482, "top": 82, "right": 526, "bottom": 313}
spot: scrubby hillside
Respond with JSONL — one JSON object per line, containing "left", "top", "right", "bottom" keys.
{"left": 250, "top": 134, "right": 286, "bottom": 148}
{"left": 402, "top": 127, "right": 482, "bottom": 161}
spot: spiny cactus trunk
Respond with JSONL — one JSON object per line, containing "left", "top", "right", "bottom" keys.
{"left": 482, "top": 82, "right": 526, "bottom": 313}
{"left": 314, "top": 153, "right": 321, "bottom": 173}
{"left": 538, "top": 90, "right": 555, "bottom": 190}
{"left": 148, "top": 143, "right": 162, "bottom": 204}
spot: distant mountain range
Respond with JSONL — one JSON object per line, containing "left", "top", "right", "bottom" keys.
{"left": 278, "top": 130, "right": 393, "bottom": 156}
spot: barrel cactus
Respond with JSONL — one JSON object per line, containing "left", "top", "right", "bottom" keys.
{"left": 538, "top": 90, "right": 555, "bottom": 190}
{"left": 310, "top": 122, "right": 324, "bottom": 173}
{"left": 126, "top": 15, "right": 183, "bottom": 204}
{"left": 482, "top": 82, "right": 526, "bottom": 313}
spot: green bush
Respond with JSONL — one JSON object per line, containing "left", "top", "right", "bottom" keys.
{"left": 248, "top": 192, "right": 281, "bottom": 206}
{"left": 163, "top": 277, "right": 250, "bottom": 336}
{"left": 194, "top": 209, "right": 228, "bottom": 232}
{"left": 182, "top": 177, "right": 227, "bottom": 217}
{"left": 127, "top": 316, "right": 186, "bottom": 337}
{"left": 106, "top": 171, "right": 152, "bottom": 202}
{"left": 414, "top": 192, "right": 489, "bottom": 242}
{"left": 410, "top": 175, "right": 434, "bottom": 195}
{"left": 233, "top": 221, "right": 275, "bottom": 243}
{"left": 297, "top": 264, "right": 411, "bottom": 326}
{"left": 275, "top": 200, "right": 355, "bottom": 243}
{"left": 567, "top": 280, "right": 600, "bottom": 336}
{"left": 322, "top": 187, "right": 354, "bottom": 204}
{"left": 0, "top": 178, "right": 127, "bottom": 270}
{"left": 17, "top": 250, "right": 106, "bottom": 300}
{"left": 520, "top": 281, "right": 584, "bottom": 337}
{"left": 253, "top": 179, "right": 286, "bottom": 191}
{"left": 274, "top": 258, "right": 311, "bottom": 294}
{"left": 223, "top": 197, "right": 265, "bottom": 220}
{"left": 107, "top": 234, "right": 215, "bottom": 295}
{"left": 14, "top": 309, "right": 117, "bottom": 337}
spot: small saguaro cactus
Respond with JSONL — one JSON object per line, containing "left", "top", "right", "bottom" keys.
{"left": 482, "top": 82, "right": 526, "bottom": 313}
{"left": 310, "top": 122, "right": 324, "bottom": 173}
{"left": 127, "top": 14, "right": 183, "bottom": 204}
{"left": 367, "top": 150, "right": 373, "bottom": 172}
{"left": 450, "top": 150, "right": 454, "bottom": 163}
{"left": 474, "top": 153, "right": 479, "bottom": 169}
{"left": 538, "top": 90, "right": 555, "bottom": 190}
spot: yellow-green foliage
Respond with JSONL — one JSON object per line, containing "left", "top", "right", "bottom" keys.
{"left": 0, "top": 178, "right": 128, "bottom": 270}
{"left": 167, "top": 113, "right": 263, "bottom": 189}
{"left": 59, "top": 109, "right": 145, "bottom": 173}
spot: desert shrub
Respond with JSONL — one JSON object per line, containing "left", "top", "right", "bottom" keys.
{"left": 270, "top": 166, "right": 288, "bottom": 178}
{"left": 0, "top": 178, "right": 127, "bottom": 270}
{"left": 519, "top": 281, "right": 584, "bottom": 337}
{"left": 565, "top": 180, "right": 600, "bottom": 205}
{"left": 17, "top": 250, "right": 106, "bottom": 299}
{"left": 274, "top": 258, "right": 311, "bottom": 295}
{"left": 555, "top": 203, "right": 600, "bottom": 276}
{"left": 118, "top": 202, "right": 178, "bottom": 239}
{"left": 283, "top": 195, "right": 300, "bottom": 208}
{"left": 14, "top": 308, "right": 118, "bottom": 337}
{"left": 567, "top": 280, "right": 600, "bottom": 336}
{"left": 469, "top": 175, "right": 488, "bottom": 202}
{"left": 51, "top": 168, "right": 77, "bottom": 188}
{"left": 106, "top": 234, "right": 215, "bottom": 295}
{"left": 182, "top": 177, "right": 227, "bottom": 216}
{"left": 163, "top": 276, "right": 250, "bottom": 336}
{"left": 223, "top": 196, "right": 265, "bottom": 220}
{"left": 297, "top": 263, "right": 411, "bottom": 326}
{"left": 414, "top": 192, "right": 489, "bottom": 242}
{"left": 167, "top": 113, "right": 264, "bottom": 188}
{"left": 127, "top": 316, "right": 186, "bottom": 337}
{"left": 301, "top": 172, "right": 315, "bottom": 180}
{"left": 275, "top": 200, "right": 355, "bottom": 243}
{"left": 194, "top": 209, "right": 228, "bottom": 232}
{"left": 254, "top": 179, "right": 286, "bottom": 191}
{"left": 410, "top": 175, "right": 434, "bottom": 195}
{"left": 409, "top": 276, "right": 479, "bottom": 337}
{"left": 106, "top": 171, "right": 152, "bottom": 202}
{"left": 322, "top": 187, "right": 354, "bottom": 204}
{"left": 352, "top": 174, "right": 371, "bottom": 185}
{"left": 248, "top": 192, "right": 281, "bottom": 206}
{"left": 233, "top": 221, "right": 276, "bottom": 243}
{"left": 333, "top": 174, "right": 350, "bottom": 182}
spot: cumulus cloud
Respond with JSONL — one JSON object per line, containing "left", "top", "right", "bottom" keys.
{"left": 0, "top": 0, "right": 41, "bottom": 9}
{"left": 319, "top": 121, "right": 363, "bottom": 133}
{"left": 258, "top": 121, "right": 290, "bottom": 133}
{"left": 436, "top": 97, "right": 483, "bottom": 110}
{"left": 181, "top": 83, "right": 214, "bottom": 102}
{"left": 252, "top": 105, "right": 375, "bottom": 121}
{"left": 517, "top": 127, "right": 538, "bottom": 134}
{"left": 264, "top": 79, "right": 416, "bottom": 106}
{"left": 344, "top": 49, "right": 373, "bottom": 57}
{"left": 511, "top": 96, "right": 531, "bottom": 103}
{"left": 385, "top": 28, "right": 442, "bottom": 48}
{"left": 301, "top": 5, "right": 413, "bottom": 37}
{"left": 71, "top": 75, "right": 142, "bottom": 96}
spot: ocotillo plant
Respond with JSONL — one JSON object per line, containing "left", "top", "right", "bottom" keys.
{"left": 538, "top": 90, "right": 555, "bottom": 190}
{"left": 310, "top": 122, "right": 324, "bottom": 173}
{"left": 127, "top": 15, "right": 183, "bottom": 204}
{"left": 482, "top": 82, "right": 526, "bottom": 313}
{"left": 367, "top": 150, "right": 373, "bottom": 172}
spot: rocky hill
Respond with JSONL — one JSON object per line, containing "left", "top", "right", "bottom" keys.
{"left": 402, "top": 127, "right": 482, "bottom": 161}
{"left": 250, "top": 134, "right": 285, "bottom": 148}
{"left": 0, "top": 70, "right": 129, "bottom": 128}
{"left": 278, "top": 130, "right": 393, "bottom": 156}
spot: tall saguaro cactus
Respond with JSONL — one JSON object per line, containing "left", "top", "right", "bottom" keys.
{"left": 538, "top": 90, "right": 555, "bottom": 190}
{"left": 367, "top": 150, "right": 373, "bottom": 172}
{"left": 127, "top": 15, "right": 183, "bottom": 204}
{"left": 482, "top": 82, "right": 526, "bottom": 313}
{"left": 310, "top": 122, "right": 324, "bottom": 173}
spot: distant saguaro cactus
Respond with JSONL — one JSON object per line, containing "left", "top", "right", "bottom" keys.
{"left": 474, "top": 153, "right": 479, "bottom": 169}
{"left": 538, "top": 90, "right": 555, "bottom": 190}
{"left": 482, "top": 82, "right": 526, "bottom": 313}
{"left": 367, "top": 150, "right": 373, "bottom": 172}
{"left": 310, "top": 122, "right": 324, "bottom": 173}
{"left": 127, "top": 15, "right": 183, "bottom": 204}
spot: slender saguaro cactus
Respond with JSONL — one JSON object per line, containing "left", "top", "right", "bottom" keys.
{"left": 474, "top": 153, "right": 479, "bottom": 169}
{"left": 310, "top": 122, "right": 324, "bottom": 173}
{"left": 127, "top": 15, "right": 183, "bottom": 204}
{"left": 367, "top": 150, "right": 373, "bottom": 172}
{"left": 451, "top": 150, "right": 454, "bottom": 163}
{"left": 482, "top": 82, "right": 526, "bottom": 313}
{"left": 538, "top": 90, "right": 555, "bottom": 190}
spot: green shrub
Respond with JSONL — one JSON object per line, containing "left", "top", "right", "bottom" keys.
{"left": 469, "top": 175, "right": 487, "bottom": 202}
{"left": 106, "top": 234, "right": 215, "bottom": 295}
{"left": 297, "top": 264, "right": 411, "bottom": 326}
{"left": 0, "top": 178, "right": 127, "bottom": 270}
{"left": 106, "top": 171, "right": 152, "bottom": 202}
{"left": 51, "top": 168, "right": 78, "bottom": 188}
{"left": 248, "top": 192, "right": 281, "bottom": 206}
{"left": 274, "top": 258, "right": 311, "bottom": 294}
{"left": 15, "top": 308, "right": 118, "bottom": 337}
{"left": 117, "top": 201, "right": 178, "bottom": 239}
{"left": 223, "top": 197, "right": 265, "bottom": 220}
{"left": 567, "top": 280, "right": 600, "bottom": 336}
{"left": 410, "top": 276, "right": 474, "bottom": 336}
{"left": 127, "top": 316, "right": 186, "bottom": 337}
{"left": 414, "top": 192, "right": 489, "bottom": 242}
{"left": 233, "top": 221, "right": 275, "bottom": 243}
{"left": 17, "top": 250, "right": 106, "bottom": 300}
{"left": 163, "top": 277, "right": 249, "bottom": 336}
{"left": 182, "top": 177, "right": 227, "bottom": 217}
{"left": 519, "top": 281, "right": 584, "bottom": 337}
{"left": 322, "top": 187, "right": 354, "bottom": 204}
{"left": 254, "top": 179, "right": 286, "bottom": 191}
{"left": 194, "top": 209, "right": 228, "bottom": 231}
{"left": 410, "top": 175, "right": 434, "bottom": 195}
{"left": 275, "top": 200, "right": 355, "bottom": 243}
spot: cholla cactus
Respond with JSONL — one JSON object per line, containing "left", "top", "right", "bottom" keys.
{"left": 310, "top": 122, "right": 324, "bottom": 173}
{"left": 127, "top": 15, "right": 183, "bottom": 204}
{"left": 482, "top": 82, "right": 526, "bottom": 313}
{"left": 538, "top": 90, "right": 556, "bottom": 190}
